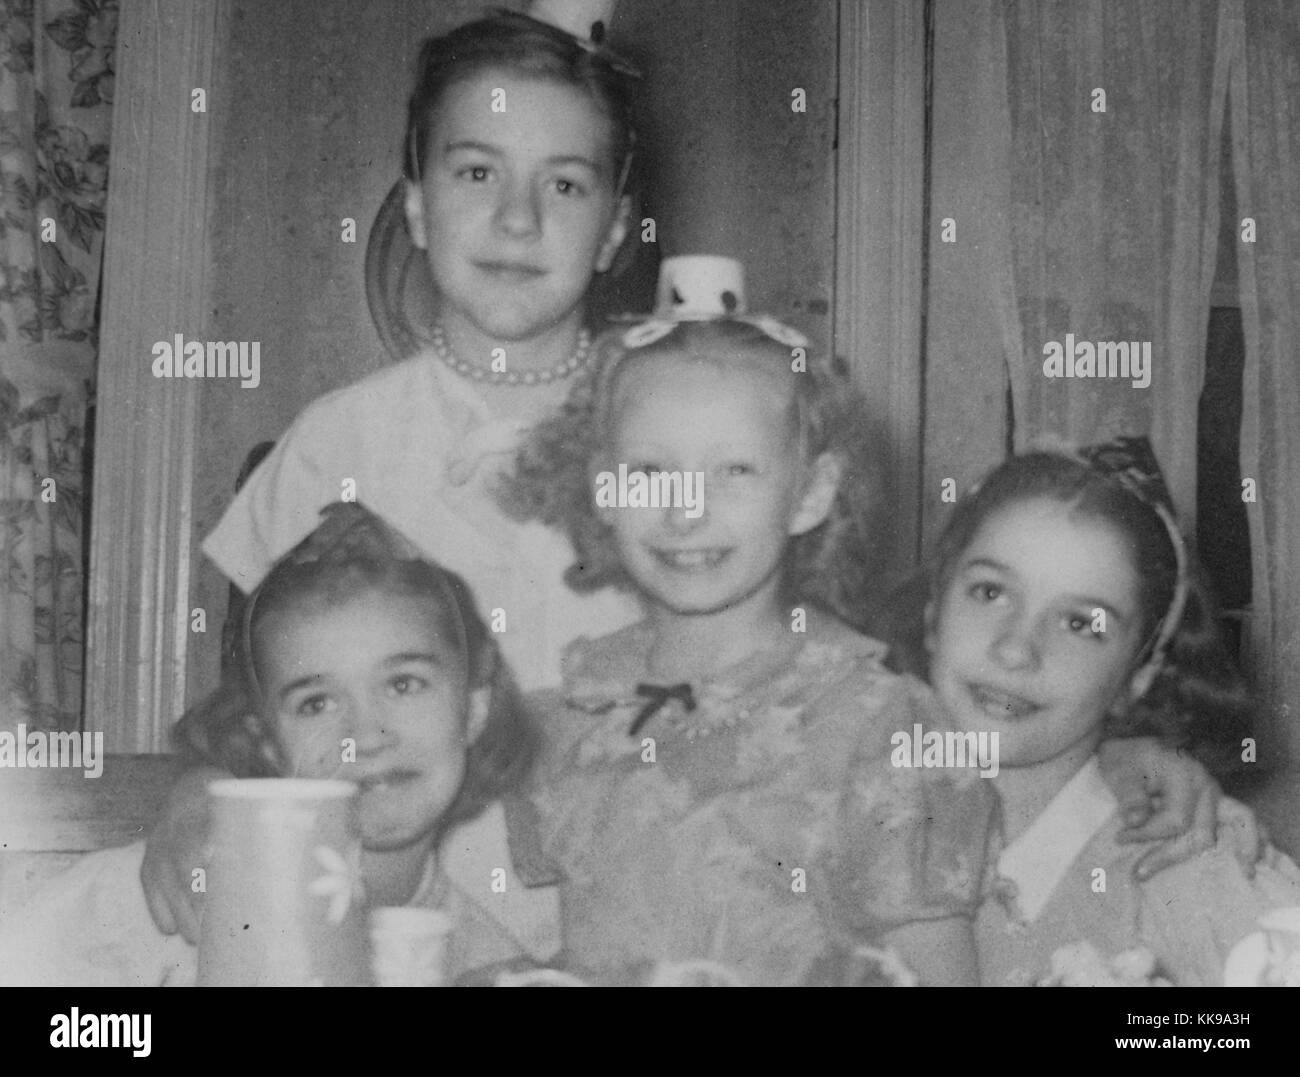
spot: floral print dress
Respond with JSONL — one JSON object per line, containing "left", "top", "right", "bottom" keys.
{"left": 526, "top": 615, "right": 998, "bottom": 986}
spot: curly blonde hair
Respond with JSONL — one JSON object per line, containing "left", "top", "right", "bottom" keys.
{"left": 499, "top": 320, "right": 893, "bottom": 630}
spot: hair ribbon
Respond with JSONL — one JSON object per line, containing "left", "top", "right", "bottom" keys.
{"left": 621, "top": 314, "right": 808, "bottom": 351}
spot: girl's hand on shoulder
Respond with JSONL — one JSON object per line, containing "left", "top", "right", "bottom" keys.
{"left": 1098, "top": 737, "right": 1265, "bottom": 880}
{"left": 140, "top": 766, "right": 224, "bottom": 943}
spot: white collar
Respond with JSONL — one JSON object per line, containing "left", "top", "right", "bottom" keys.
{"left": 996, "top": 756, "right": 1118, "bottom": 922}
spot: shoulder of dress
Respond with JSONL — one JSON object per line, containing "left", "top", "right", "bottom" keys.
{"left": 799, "top": 662, "right": 975, "bottom": 773}
{"left": 798, "top": 630, "right": 902, "bottom": 702}
{"left": 796, "top": 611, "right": 891, "bottom": 665}
{"left": 1138, "top": 831, "right": 1300, "bottom": 907}
{"left": 288, "top": 353, "right": 444, "bottom": 430}
{"left": 560, "top": 621, "right": 650, "bottom": 688}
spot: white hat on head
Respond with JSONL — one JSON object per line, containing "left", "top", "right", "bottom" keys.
{"left": 528, "top": 0, "right": 617, "bottom": 45}
{"left": 621, "top": 255, "right": 809, "bottom": 349}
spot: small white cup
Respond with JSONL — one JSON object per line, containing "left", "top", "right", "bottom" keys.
{"left": 369, "top": 907, "right": 453, "bottom": 987}
{"left": 1258, "top": 906, "right": 1300, "bottom": 987}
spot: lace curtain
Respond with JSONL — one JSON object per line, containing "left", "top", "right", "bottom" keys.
{"left": 0, "top": 0, "right": 115, "bottom": 733}
{"left": 925, "top": 0, "right": 1299, "bottom": 763}
{"left": 926, "top": 0, "right": 1224, "bottom": 519}
{"left": 1229, "top": 0, "right": 1300, "bottom": 762}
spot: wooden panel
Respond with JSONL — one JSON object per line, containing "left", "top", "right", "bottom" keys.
{"left": 85, "top": 2, "right": 227, "bottom": 750}
{"left": 618, "top": 0, "right": 837, "bottom": 342}
{"left": 188, "top": 0, "right": 500, "bottom": 710}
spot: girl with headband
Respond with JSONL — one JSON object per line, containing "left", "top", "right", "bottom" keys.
{"left": 0, "top": 503, "right": 536, "bottom": 985}
{"left": 907, "top": 440, "right": 1300, "bottom": 984}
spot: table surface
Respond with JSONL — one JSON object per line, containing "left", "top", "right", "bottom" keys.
{"left": 0, "top": 753, "right": 177, "bottom": 853}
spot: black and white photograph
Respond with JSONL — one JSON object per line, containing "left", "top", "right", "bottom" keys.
{"left": 0, "top": 0, "right": 1297, "bottom": 1025}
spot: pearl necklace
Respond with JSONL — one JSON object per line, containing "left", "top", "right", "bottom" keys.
{"left": 430, "top": 323, "right": 592, "bottom": 386}
{"left": 665, "top": 699, "right": 754, "bottom": 743}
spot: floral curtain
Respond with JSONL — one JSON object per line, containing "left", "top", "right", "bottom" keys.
{"left": 0, "top": 0, "right": 114, "bottom": 734}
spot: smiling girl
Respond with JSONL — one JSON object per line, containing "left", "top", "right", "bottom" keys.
{"left": 917, "top": 442, "right": 1300, "bottom": 985}
{"left": 505, "top": 270, "right": 997, "bottom": 985}
{"left": 0, "top": 503, "right": 536, "bottom": 986}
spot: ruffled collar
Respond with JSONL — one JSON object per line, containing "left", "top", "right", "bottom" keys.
{"left": 562, "top": 618, "right": 888, "bottom": 743}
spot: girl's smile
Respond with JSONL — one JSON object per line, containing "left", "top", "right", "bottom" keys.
{"left": 650, "top": 545, "right": 733, "bottom": 571}
{"left": 964, "top": 681, "right": 1043, "bottom": 721}
{"left": 927, "top": 498, "right": 1146, "bottom": 769}
{"left": 255, "top": 590, "right": 470, "bottom": 854}
{"left": 599, "top": 356, "right": 816, "bottom": 619}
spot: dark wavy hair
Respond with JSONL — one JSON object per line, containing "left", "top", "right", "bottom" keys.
{"left": 499, "top": 320, "right": 893, "bottom": 631}
{"left": 882, "top": 451, "right": 1252, "bottom": 771}
{"left": 402, "top": 9, "right": 638, "bottom": 190}
{"left": 172, "top": 508, "right": 536, "bottom": 839}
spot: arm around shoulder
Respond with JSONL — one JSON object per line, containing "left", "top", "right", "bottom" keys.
{"left": 139, "top": 764, "right": 229, "bottom": 943}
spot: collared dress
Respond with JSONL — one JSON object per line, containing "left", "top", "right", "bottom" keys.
{"left": 976, "top": 756, "right": 1300, "bottom": 986}
{"left": 523, "top": 615, "right": 999, "bottom": 986}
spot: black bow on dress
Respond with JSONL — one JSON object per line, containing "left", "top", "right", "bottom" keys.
{"left": 628, "top": 682, "right": 697, "bottom": 737}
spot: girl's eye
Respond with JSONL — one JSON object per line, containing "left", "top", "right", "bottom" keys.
{"left": 722, "top": 462, "right": 755, "bottom": 477}
{"left": 968, "top": 581, "right": 1004, "bottom": 603}
{"left": 294, "top": 694, "right": 335, "bottom": 719}
{"left": 553, "top": 177, "right": 586, "bottom": 197}
{"left": 459, "top": 165, "right": 493, "bottom": 182}
{"left": 389, "top": 674, "right": 429, "bottom": 697}
{"left": 1064, "top": 613, "right": 1105, "bottom": 640}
